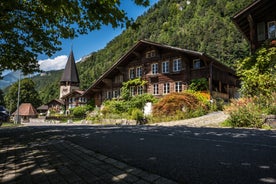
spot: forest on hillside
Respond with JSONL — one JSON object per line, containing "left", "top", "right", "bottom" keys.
{"left": 33, "top": 0, "right": 253, "bottom": 104}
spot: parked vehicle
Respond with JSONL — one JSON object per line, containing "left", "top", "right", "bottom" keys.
{"left": 0, "top": 106, "right": 9, "bottom": 125}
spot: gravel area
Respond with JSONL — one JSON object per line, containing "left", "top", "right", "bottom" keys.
{"left": 152, "top": 111, "right": 229, "bottom": 127}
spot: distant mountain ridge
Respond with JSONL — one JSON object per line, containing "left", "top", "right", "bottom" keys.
{"left": 30, "top": 0, "right": 253, "bottom": 104}
{"left": 0, "top": 71, "right": 23, "bottom": 89}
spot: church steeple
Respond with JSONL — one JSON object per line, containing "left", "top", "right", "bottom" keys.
{"left": 59, "top": 50, "right": 80, "bottom": 99}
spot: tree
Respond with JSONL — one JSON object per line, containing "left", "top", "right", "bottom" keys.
{"left": 0, "top": 89, "right": 4, "bottom": 106}
{"left": 4, "top": 78, "right": 42, "bottom": 113}
{"left": 0, "top": 0, "right": 149, "bottom": 75}
{"left": 236, "top": 47, "right": 276, "bottom": 98}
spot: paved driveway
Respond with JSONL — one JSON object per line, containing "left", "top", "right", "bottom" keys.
{"left": 1, "top": 125, "right": 276, "bottom": 184}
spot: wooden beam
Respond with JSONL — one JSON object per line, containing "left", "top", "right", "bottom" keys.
{"left": 247, "top": 14, "right": 256, "bottom": 52}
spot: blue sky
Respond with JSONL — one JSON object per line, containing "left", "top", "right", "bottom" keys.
{"left": 37, "top": 0, "right": 159, "bottom": 71}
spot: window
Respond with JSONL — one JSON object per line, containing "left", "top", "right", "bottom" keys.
{"left": 162, "top": 61, "right": 169, "bottom": 73}
{"left": 129, "top": 68, "right": 135, "bottom": 79}
{"left": 130, "top": 86, "right": 135, "bottom": 96}
{"left": 146, "top": 50, "right": 156, "bottom": 58}
{"left": 136, "top": 66, "right": 142, "bottom": 77}
{"left": 173, "top": 58, "right": 182, "bottom": 72}
{"left": 268, "top": 21, "right": 276, "bottom": 39}
{"left": 163, "top": 83, "right": 170, "bottom": 94}
{"left": 152, "top": 63, "right": 158, "bottom": 74}
{"left": 137, "top": 86, "right": 143, "bottom": 95}
{"left": 175, "top": 81, "right": 182, "bottom": 92}
{"left": 193, "top": 59, "right": 205, "bottom": 69}
{"left": 257, "top": 22, "right": 265, "bottom": 41}
{"left": 106, "top": 91, "right": 112, "bottom": 99}
{"left": 113, "top": 90, "right": 118, "bottom": 98}
{"left": 153, "top": 83, "right": 159, "bottom": 95}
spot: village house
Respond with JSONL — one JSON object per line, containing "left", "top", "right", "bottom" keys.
{"left": 232, "top": 0, "right": 276, "bottom": 52}
{"left": 13, "top": 103, "right": 38, "bottom": 123}
{"left": 61, "top": 90, "right": 87, "bottom": 112}
{"left": 83, "top": 40, "right": 239, "bottom": 107}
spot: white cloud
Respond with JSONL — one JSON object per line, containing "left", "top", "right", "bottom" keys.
{"left": 38, "top": 55, "right": 68, "bottom": 71}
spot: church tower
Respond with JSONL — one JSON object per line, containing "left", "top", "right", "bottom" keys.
{"left": 59, "top": 50, "right": 80, "bottom": 99}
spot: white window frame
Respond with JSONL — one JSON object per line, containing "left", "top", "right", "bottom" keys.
{"left": 129, "top": 68, "right": 135, "bottom": 79}
{"left": 112, "top": 90, "right": 118, "bottom": 98}
{"left": 136, "top": 66, "right": 142, "bottom": 77}
{"left": 137, "top": 86, "right": 143, "bottom": 95}
{"left": 163, "top": 83, "right": 170, "bottom": 94}
{"left": 152, "top": 63, "right": 158, "bottom": 75}
{"left": 173, "top": 58, "right": 182, "bottom": 72}
{"left": 130, "top": 86, "right": 135, "bottom": 96}
{"left": 162, "top": 61, "right": 169, "bottom": 73}
{"left": 268, "top": 21, "right": 276, "bottom": 39}
{"left": 153, "top": 83, "right": 159, "bottom": 95}
{"left": 175, "top": 81, "right": 182, "bottom": 92}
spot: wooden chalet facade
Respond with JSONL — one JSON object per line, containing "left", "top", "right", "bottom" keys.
{"left": 232, "top": 0, "right": 276, "bottom": 52}
{"left": 61, "top": 90, "right": 88, "bottom": 110}
{"left": 84, "top": 40, "right": 239, "bottom": 106}
{"left": 47, "top": 99, "right": 65, "bottom": 113}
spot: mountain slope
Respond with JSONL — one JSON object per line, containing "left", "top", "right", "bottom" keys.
{"left": 33, "top": 0, "right": 253, "bottom": 104}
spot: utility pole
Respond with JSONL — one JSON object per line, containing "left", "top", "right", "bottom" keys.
{"left": 16, "top": 72, "right": 21, "bottom": 124}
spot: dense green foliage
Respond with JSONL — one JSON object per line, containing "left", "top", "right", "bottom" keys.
{"left": 4, "top": 78, "right": 41, "bottom": 113}
{"left": 99, "top": 78, "right": 156, "bottom": 121}
{"left": 224, "top": 47, "right": 276, "bottom": 128}
{"left": 189, "top": 78, "right": 208, "bottom": 91}
{"left": 0, "top": 0, "right": 149, "bottom": 75}
{"left": 236, "top": 47, "right": 276, "bottom": 98}
{"left": 32, "top": 0, "right": 252, "bottom": 104}
{"left": 0, "top": 89, "right": 4, "bottom": 106}
{"left": 72, "top": 105, "right": 93, "bottom": 118}
{"left": 224, "top": 98, "right": 265, "bottom": 128}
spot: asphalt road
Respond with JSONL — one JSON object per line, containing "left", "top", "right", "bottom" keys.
{"left": 1, "top": 125, "right": 276, "bottom": 184}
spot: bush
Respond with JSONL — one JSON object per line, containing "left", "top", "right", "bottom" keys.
{"left": 152, "top": 92, "right": 208, "bottom": 119}
{"left": 102, "top": 94, "right": 157, "bottom": 120}
{"left": 72, "top": 105, "right": 92, "bottom": 118}
{"left": 224, "top": 98, "right": 263, "bottom": 128}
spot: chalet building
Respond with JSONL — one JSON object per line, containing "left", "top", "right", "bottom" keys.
{"left": 232, "top": 0, "right": 276, "bottom": 52}
{"left": 47, "top": 99, "right": 65, "bottom": 113}
{"left": 61, "top": 90, "right": 87, "bottom": 110}
{"left": 83, "top": 40, "right": 239, "bottom": 106}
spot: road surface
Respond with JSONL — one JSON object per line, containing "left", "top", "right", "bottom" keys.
{"left": 1, "top": 124, "right": 276, "bottom": 184}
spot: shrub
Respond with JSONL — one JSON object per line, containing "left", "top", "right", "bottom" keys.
{"left": 72, "top": 105, "right": 92, "bottom": 118}
{"left": 152, "top": 92, "right": 208, "bottom": 118}
{"left": 224, "top": 98, "right": 263, "bottom": 128}
{"left": 131, "top": 108, "right": 144, "bottom": 122}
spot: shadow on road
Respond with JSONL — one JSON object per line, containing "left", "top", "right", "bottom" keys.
{"left": 0, "top": 125, "right": 276, "bottom": 184}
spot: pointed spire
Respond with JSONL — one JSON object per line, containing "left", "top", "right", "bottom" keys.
{"left": 60, "top": 50, "right": 80, "bottom": 85}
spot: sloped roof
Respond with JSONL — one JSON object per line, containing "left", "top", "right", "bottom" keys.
{"left": 13, "top": 103, "right": 38, "bottom": 116}
{"left": 83, "top": 40, "right": 235, "bottom": 95}
{"left": 37, "top": 105, "right": 48, "bottom": 111}
{"left": 60, "top": 90, "right": 85, "bottom": 99}
{"left": 60, "top": 50, "right": 80, "bottom": 84}
{"left": 46, "top": 99, "right": 65, "bottom": 106}
{"left": 232, "top": 0, "right": 276, "bottom": 42}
